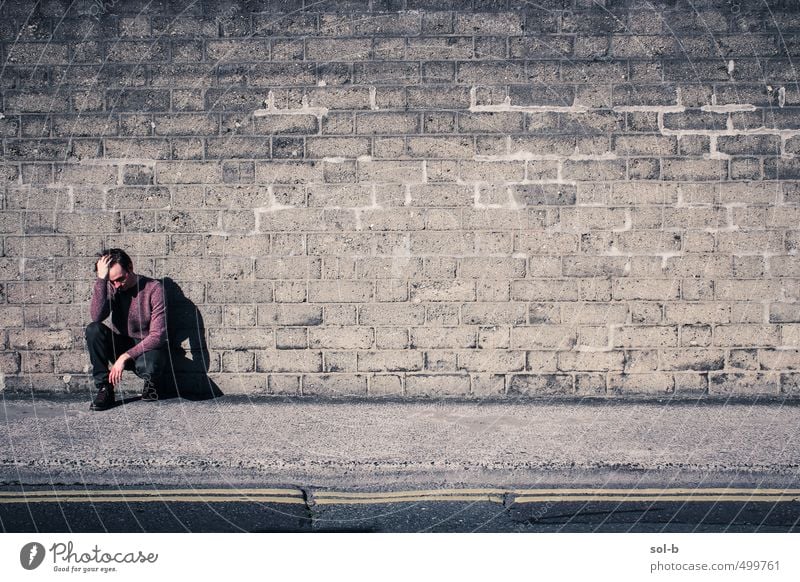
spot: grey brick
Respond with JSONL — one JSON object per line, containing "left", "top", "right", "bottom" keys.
{"left": 509, "top": 36, "right": 573, "bottom": 59}
{"left": 709, "top": 372, "right": 779, "bottom": 396}
{"left": 303, "top": 374, "right": 367, "bottom": 397}
{"left": 408, "top": 87, "right": 471, "bottom": 109}
{"left": 661, "top": 159, "right": 727, "bottom": 181}
{"left": 307, "top": 39, "right": 371, "bottom": 61}
{"left": 457, "top": 62, "right": 528, "bottom": 84}
{"left": 613, "top": 135, "right": 677, "bottom": 156}
{"left": 508, "top": 374, "right": 573, "bottom": 396}
{"left": 0, "top": 3, "right": 794, "bottom": 401}
{"left": 719, "top": 135, "right": 780, "bottom": 155}
{"left": 406, "top": 373, "right": 470, "bottom": 396}
{"left": 257, "top": 351, "right": 322, "bottom": 373}
{"left": 358, "top": 351, "right": 423, "bottom": 372}
{"left": 612, "top": 84, "right": 678, "bottom": 106}
{"left": 608, "top": 373, "right": 674, "bottom": 395}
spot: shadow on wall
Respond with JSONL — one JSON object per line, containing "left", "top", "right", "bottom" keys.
{"left": 161, "top": 277, "right": 223, "bottom": 401}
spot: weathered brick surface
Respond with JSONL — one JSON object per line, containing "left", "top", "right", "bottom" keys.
{"left": 1, "top": 1, "right": 799, "bottom": 399}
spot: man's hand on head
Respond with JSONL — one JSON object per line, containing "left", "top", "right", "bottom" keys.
{"left": 96, "top": 255, "right": 111, "bottom": 280}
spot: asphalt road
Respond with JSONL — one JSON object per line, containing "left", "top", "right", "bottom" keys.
{"left": 3, "top": 395, "right": 800, "bottom": 489}
{"left": 2, "top": 395, "right": 799, "bottom": 532}
{"left": 2, "top": 485, "right": 799, "bottom": 532}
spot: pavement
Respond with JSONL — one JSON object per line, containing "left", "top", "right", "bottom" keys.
{"left": 2, "top": 392, "right": 799, "bottom": 491}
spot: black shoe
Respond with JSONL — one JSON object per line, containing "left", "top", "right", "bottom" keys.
{"left": 90, "top": 384, "right": 115, "bottom": 411}
{"left": 141, "top": 379, "right": 159, "bottom": 401}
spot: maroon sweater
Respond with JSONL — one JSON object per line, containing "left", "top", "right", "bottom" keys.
{"left": 89, "top": 275, "right": 167, "bottom": 360}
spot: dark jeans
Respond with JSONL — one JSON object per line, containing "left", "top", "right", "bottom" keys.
{"left": 85, "top": 322, "right": 169, "bottom": 389}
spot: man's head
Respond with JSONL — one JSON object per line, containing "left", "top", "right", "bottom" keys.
{"left": 96, "top": 248, "right": 137, "bottom": 291}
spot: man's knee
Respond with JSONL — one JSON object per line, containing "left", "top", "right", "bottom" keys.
{"left": 85, "top": 321, "right": 108, "bottom": 341}
{"left": 134, "top": 348, "right": 170, "bottom": 379}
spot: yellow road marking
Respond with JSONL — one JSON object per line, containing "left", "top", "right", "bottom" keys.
{"left": 0, "top": 488, "right": 303, "bottom": 497}
{"left": 513, "top": 495, "right": 800, "bottom": 503}
{"left": 0, "top": 496, "right": 306, "bottom": 504}
{"left": 510, "top": 488, "right": 800, "bottom": 495}
{"left": 314, "top": 495, "right": 507, "bottom": 505}
{"left": 314, "top": 488, "right": 509, "bottom": 498}
{"left": 313, "top": 488, "right": 800, "bottom": 498}
{"left": 0, "top": 488, "right": 798, "bottom": 505}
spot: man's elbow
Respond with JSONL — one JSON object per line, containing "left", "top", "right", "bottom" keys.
{"left": 155, "top": 330, "right": 168, "bottom": 349}
{"left": 90, "top": 311, "right": 107, "bottom": 323}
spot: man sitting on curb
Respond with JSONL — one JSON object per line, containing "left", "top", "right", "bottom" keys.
{"left": 86, "top": 248, "right": 169, "bottom": 411}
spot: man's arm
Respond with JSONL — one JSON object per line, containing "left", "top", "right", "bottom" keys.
{"left": 90, "top": 256, "right": 111, "bottom": 322}
{"left": 124, "top": 281, "right": 167, "bottom": 360}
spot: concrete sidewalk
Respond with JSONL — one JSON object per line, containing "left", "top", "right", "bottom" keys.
{"left": 1, "top": 394, "right": 799, "bottom": 489}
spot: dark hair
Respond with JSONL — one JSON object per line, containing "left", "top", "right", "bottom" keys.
{"left": 95, "top": 248, "right": 133, "bottom": 273}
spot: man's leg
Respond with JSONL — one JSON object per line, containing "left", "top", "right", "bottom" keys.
{"left": 85, "top": 321, "right": 113, "bottom": 387}
{"left": 133, "top": 346, "right": 169, "bottom": 401}
{"left": 85, "top": 322, "right": 136, "bottom": 383}
{"left": 85, "top": 322, "right": 133, "bottom": 410}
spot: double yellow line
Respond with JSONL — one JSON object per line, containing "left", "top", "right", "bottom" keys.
{"left": 1, "top": 487, "right": 799, "bottom": 505}
{"left": 0, "top": 489, "right": 306, "bottom": 505}
{"left": 511, "top": 488, "right": 800, "bottom": 504}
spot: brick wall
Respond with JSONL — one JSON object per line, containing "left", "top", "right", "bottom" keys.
{"left": 1, "top": 0, "right": 799, "bottom": 399}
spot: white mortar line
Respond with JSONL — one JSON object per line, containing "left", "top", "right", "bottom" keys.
{"left": 574, "top": 345, "right": 613, "bottom": 353}
{"left": 82, "top": 158, "right": 157, "bottom": 166}
{"left": 660, "top": 128, "right": 800, "bottom": 139}
{"left": 700, "top": 104, "right": 757, "bottom": 113}
{"left": 369, "top": 86, "right": 378, "bottom": 111}
{"left": 611, "top": 209, "right": 632, "bottom": 232}
{"left": 470, "top": 103, "right": 590, "bottom": 113}
{"left": 658, "top": 251, "right": 684, "bottom": 269}
{"left": 209, "top": 211, "right": 230, "bottom": 237}
{"left": 474, "top": 152, "right": 618, "bottom": 162}
{"left": 613, "top": 105, "right": 685, "bottom": 113}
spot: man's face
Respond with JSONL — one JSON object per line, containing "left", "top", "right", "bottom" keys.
{"left": 108, "top": 263, "right": 136, "bottom": 291}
